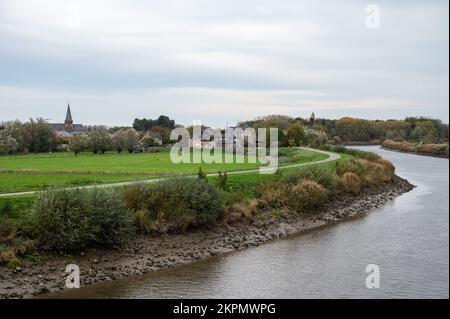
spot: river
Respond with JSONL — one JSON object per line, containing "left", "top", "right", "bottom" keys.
{"left": 50, "top": 146, "right": 449, "bottom": 299}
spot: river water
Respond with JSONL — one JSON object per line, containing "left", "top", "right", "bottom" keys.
{"left": 52, "top": 146, "right": 449, "bottom": 299}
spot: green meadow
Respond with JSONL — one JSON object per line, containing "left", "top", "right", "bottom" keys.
{"left": 0, "top": 148, "right": 328, "bottom": 194}
{"left": 0, "top": 151, "right": 350, "bottom": 223}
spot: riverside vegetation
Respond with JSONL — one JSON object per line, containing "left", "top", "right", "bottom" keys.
{"left": 382, "top": 139, "right": 449, "bottom": 158}
{"left": 0, "top": 146, "right": 397, "bottom": 269}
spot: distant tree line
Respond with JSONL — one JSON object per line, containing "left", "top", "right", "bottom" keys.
{"left": 132, "top": 115, "right": 177, "bottom": 145}
{"left": 133, "top": 115, "right": 175, "bottom": 131}
{"left": 0, "top": 114, "right": 179, "bottom": 156}
{"left": 69, "top": 128, "right": 141, "bottom": 156}
{"left": 1, "top": 114, "right": 447, "bottom": 155}
{"left": 239, "top": 115, "right": 328, "bottom": 148}
{"left": 239, "top": 115, "right": 449, "bottom": 146}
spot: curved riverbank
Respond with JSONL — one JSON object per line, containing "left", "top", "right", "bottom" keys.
{"left": 381, "top": 146, "right": 449, "bottom": 159}
{"left": 381, "top": 140, "right": 449, "bottom": 159}
{"left": 0, "top": 174, "right": 414, "bottom": 299}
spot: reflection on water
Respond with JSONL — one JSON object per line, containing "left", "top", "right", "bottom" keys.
{"left": 51, "top": 147, "right": 449, "bottom": 299}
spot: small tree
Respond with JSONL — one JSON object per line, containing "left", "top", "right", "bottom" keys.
{"left": 310, "top": 112, "right": 316, "bottom": 125}
{"left": 69, "top": 134, "right": 88, "bottom": 156}
{"left": 217, "top": 171, "right": 228, "bottom": 190}
{"left": 286, "top": 122, "right": 306, "bottom": 146}
{"left": 88, "top": 128, "right": 113, "bottom": 154}
{"left": 197, "top": 167, "right": 207, "bottom": 180}
{"left": 113, "top": 128, "right": 140, "bottom": 153}
{"left": 24, "top": 118, "right": 59, "bottom": 152}
{"left": 0, "top": 130, "right": 19, "bottom": 155}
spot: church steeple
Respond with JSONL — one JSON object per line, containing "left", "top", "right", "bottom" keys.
{"left": 65, "top": 102, "right": 73, "bottom": 130}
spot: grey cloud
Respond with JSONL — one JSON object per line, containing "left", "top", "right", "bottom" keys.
{"left": 0, "top": 0, "right": 448, "bottom": 126}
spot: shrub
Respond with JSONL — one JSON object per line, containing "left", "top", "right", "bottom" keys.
{"left": 352, "top": 150, "right": 381, "bottom": 162}
{"left": 34, "top": 189, "right": 89, "bottom": 250}
{"left": 34, "top": 188, "right": 134, "bottom": 251}
{"left": 87, "top": 188, "right": 135, "bottom": 247}
{"left": 134, "top": 209, "right": 155, "bottom": 233}
{"left": 358, "top": 159, "right": 393, "bottom": 185}
{"left": 223, "top": 203, "right": 255, "bottom": 225}
{"left": 122, "top": 183, "right": 150, "bottom": 211}
{"left": 335, "top": 158, "right": 365, "bottom": 177}
{"left": 375, "top": 158, "right": 395, "bottom": 177}
{"left": 365, "top": 161, "right": 386, "bottom": 185}
{"left": 383, "top": 139, "right": 449, "bottom": 157}
{"left": 257, "top": 182, "right": 286, "bottom": 209}
{"left": 342, "top": 172, "right": 362, "bottom": 194}
{"left": 142, "top": 177, "right": 223, "bottom": 233}
{"left": 0, "top": 248, "right": 20, "bottom": 266}
{"left": 417, "top": 143, "right": 449, "bottom": 156}
{"left": 287, "top": 179, "right": 328, "bottom": 212}
{"left": 281, "top": 166, "right": 338, "bottom": 190}
{"left": 197, "top": 167, "right": 207, "bottom": 180}
{"left": 382, "top": 139, "right": 415, "bottom": 152}
{"left": 0, "top": 221, "right": 35, "bottom": 265}
{"left": 217, "top": 171, "right": 228, "bottom": 190}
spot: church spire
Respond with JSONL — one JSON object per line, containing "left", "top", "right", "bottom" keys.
{"left": 65, "top": 102, "right": 73, "bottom": 130}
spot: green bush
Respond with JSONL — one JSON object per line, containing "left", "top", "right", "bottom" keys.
{"left": 34, "top": 188, "right": 134, "bottom": 251}
{"left": 281, "top": 166, "right": 338, "bottom": 190}
{"left": 87, "top": 189, "right": 135, "bottom": 247}
{"left": 143, "top": 177, "right": 223, "bottom": 233}
{"left": 217, "top": 171, "right": 228, "bottom": 190}
{"left": 197, "top": 167, "right": 207, "bottom": 180}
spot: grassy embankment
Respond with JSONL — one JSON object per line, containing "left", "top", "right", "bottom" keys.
{"left": 3, "top": 146, "right": 392, "bottom": 267}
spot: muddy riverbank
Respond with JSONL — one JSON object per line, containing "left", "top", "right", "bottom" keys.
{"left": 0, "top": 176, "right": 414, "bottom": 299}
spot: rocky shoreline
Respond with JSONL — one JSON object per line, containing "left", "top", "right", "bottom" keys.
{"left": 0, "top": 175, "right": 415, "bottom": 299}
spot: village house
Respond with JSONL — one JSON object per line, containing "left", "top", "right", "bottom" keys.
{"left": 140, "top": 131, "right": 163, "bottom": 149}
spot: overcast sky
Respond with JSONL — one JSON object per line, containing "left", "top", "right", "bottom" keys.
{"left": 0, "top": 0, "right": 448, "bottom": 127}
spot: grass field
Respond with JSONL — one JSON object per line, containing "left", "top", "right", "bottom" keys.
{"left": 0, "top": 148, "right": 328, "bottom": 194}
{"left": 0, "top": 172, "right": 150, "bottom": 194}
{"left": 0, "top": 152, "right": 350, "bottom": 221}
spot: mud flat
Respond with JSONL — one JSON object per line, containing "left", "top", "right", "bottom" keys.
{"left": 0, "top": 176, "right": 414, "bottom": 299}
